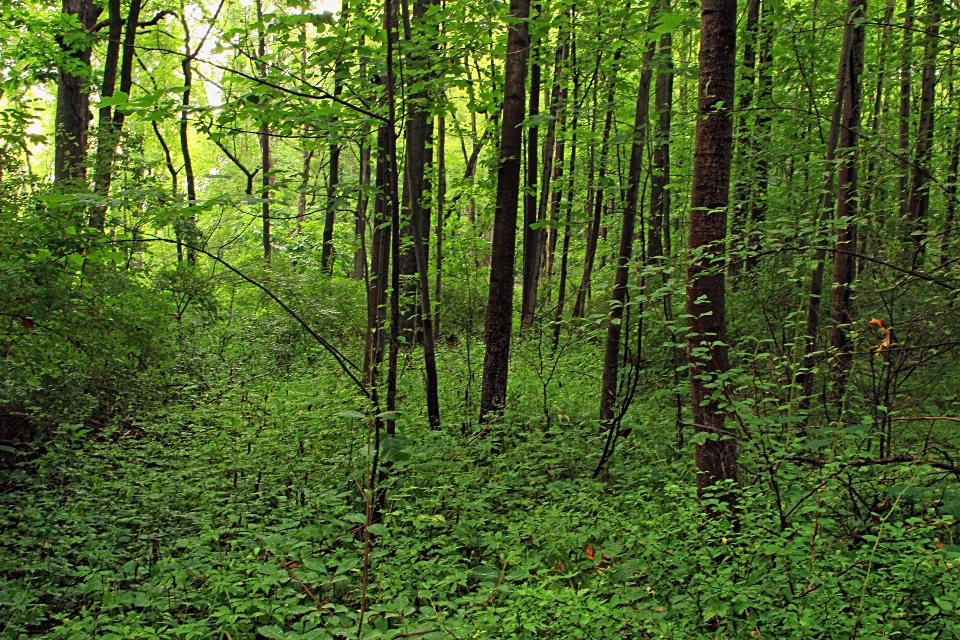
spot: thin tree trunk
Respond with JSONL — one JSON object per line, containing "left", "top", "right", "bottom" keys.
{"left": 434, "top": 113, "right": 445, "bottom": 338}
{"left": 828, "top": 0, "right": 867, "bottom": 401}
{"left": 178, "top": 7, "right": 198, "bottom": 265}
{"left": 520, "top": 7, "right": 543, "bottom": 329}
{"left": 479, "top": 0, "right": 531, "bottom": 419}
{"left": 746, "top": 1, "right": 772, "bottom": 272}
{"left": 321, "top": 0, "right": 349, "bottom": 272}
{"left": 574, "top": 54, "right": 620, "bottom": 318}
{"left": 599, "top": 38, "right": 654, "bottom": 424}
{"left": 354, "top": 128, "right": 371, "bottom": 279}
{"left": 906, "top": 0, "right": 941, "bottom": 262}
{"left": 297, "top": 132, "right": 314, "bottom": 234}
{"left": 687, "top": 0, "right": 737, "bottom": 499}
{"left": 256, "top": 0, "right": 272, "bottom": 258}
{"left": 649, "top": 0, "right": 674, "bottom": 266}
{"left": 798, "top": 0, "right": 856, "bottom": 412}
{"left": 553, "top": 39, "right": 578, "bottom": 347}
{"left": 897, "top": 0, "right": 915, "bottom": 222}
{"left": 90, "top": 0, "right": 123, "bottom": 227}
{"left": 727, "top": 0, "right": 760, "bottom": 280}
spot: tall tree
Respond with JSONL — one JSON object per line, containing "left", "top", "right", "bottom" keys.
{"left": 256, "top": 0, "right": 272, "bottom": 258}
{"left": 479, "top": 0, "right": 531, "bottom": 419}
{"left": 828, "top": 0, "right": 866, "bottom": 400}
{"left": 54, "top": 0, "right": 101, "bottom": 184}
{"left": 686, "top": 0, "right": 737, "bottom": 498}
{"left": 906, "top": 0, "right": 941, "bottom": 261}
{"left": 599, "top": 31, "right": 655, "bottom": 425}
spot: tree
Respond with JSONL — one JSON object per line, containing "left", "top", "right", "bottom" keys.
{"left": 686, "top": 0, "right": 737, "bottom": 498}
{"left": 479, "top": 0, "right": 531, "bottom": 419}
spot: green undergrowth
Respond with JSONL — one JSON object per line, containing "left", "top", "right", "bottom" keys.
{"left": 3, "top": 346, "right": 960, "bottom": 639}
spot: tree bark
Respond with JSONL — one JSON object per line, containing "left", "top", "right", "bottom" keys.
{"left": 479, "top": 0, "right": 531, "bottom": 419}
{"left": 520, "top": 7, "right": 543, "bottom": 329}
{"left": 897, "top": 0, "right": 915, "bottom": 222}
{"left": 256, "top": 0, "right": 272, "bottom": 258}
{"left": 599, "top": 40, "right": 654, "bottom": 424}
{"left": 906, "top": 0, "right": 941, "bottom": 262}
{"left": 797, "top": 0, "right": 856, "bottom": 412}
{"left": 827, "top": 0, "right": 867, "bottom": 401}
{"left": 686, "top": 0, "right": 737, "bottom": 499}
{"left": 54, "top": 0, "right": 101, "bottom": 185}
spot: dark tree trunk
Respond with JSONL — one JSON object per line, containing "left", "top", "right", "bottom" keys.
{"left": 649, "top": 0, "right": 674, "bottom": 266}
{"left": 354, "top": 126, "right": 372, "bottom": 279}
{"left": 553, "top": 39, "right": 579, "bottom": 347}
{"left": 520, "top": 9, "right": 543, "bottom": 330}
{"left": 54, "top": 0, "right": 101, "bottom": 185}
{"left": 827, "top": 0, "right": 867, "bottom": 401}
{"left": 798, "top": 0, "right": 856, "bottom": 412}
{"left": 906, "top": 0, "right": 941, "bottom": 262}
{"left": 746, "top": 1, "right": 772, "bottom": 272}
{"left": 434, "top": 113, "right": 446, "bottom": 338}
{"left": 897, "top": 0, "right": 915, "bottom": 222}
{"left": 479, "top": 0, "right": 531, "bottom": 419}
{"left": 256, "top": 0, "right": 272, "bottom": 258}
{"left": 321, "top": 0, "right": 350, "bottom": 273}
{"left": 90, "top": 0, "right": 123, "bottom": 228}
{"left": 599, "top": 39, "right": 654, "bottom": 424}
{"left": 686, "top": 0, "right": 737, "bottom": 499}
{"left": 727, "top": 0, "right": 760, "bottom": 280}
{"left": 543, "top": 38, "right": 568, "bottom": 283}
{"left": 574, "top": 55, "right": 620, "bottom": 319}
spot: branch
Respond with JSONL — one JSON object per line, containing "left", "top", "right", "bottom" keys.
{"left": 102, "top": 237, "right": 368, "bottom": 397}
{"left": 96, "top": 10, "right": 175, "bottom": 32}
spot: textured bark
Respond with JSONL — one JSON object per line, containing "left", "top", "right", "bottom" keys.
{"left": 905, "top": 0, "right": 941, "bottom": 261}
{"left": 479, "top": 0, "right": 531, "bottom": 419}
{"left": 520, "top": 19, "right": 542, "bottom": 330}
{"left": 599, "top": 41, "right": 654, "bottom": 424}
{"left": 398, "top": 0, "right": 438, "bottom": 341}
{"left": 798, "top": 0, "right": 856, "bottom": 412}
{"left": 54, "top": 0, "right": 101, "bottom": 184}
{"left": 649, "top": 0, "right": 674, "bottom": 266}
{"left": 827, "top": 0, "right": 866, "bottom": 400}
{"left": 90, "top": 0, "right": 122, "bottom": 227}
{"left": 686, "top": 0, "right": 737, "bottom": 498}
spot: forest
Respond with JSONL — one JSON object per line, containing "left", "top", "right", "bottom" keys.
{"left": 3, "top": 0, "right": 960, "bottom": 636}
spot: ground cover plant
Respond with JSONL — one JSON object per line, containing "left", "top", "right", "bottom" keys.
{"left": 5, "top": 0, "right": 960, "bottom": 636}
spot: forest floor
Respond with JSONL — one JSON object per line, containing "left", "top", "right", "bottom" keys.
{"left": 2, "top": 340, "right": 959, "bottom": 639}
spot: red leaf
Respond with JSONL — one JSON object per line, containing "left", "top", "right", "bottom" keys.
{"left": 585, "top": 545, "right": 595, "bottom": 561}
{"left": 20, "top": 318, "right": 34, "bottom": 329}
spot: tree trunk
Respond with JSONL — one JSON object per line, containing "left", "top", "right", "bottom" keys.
{"left": 479, "top": 0, "right": 531, "bottom": 419}
{"left": 686, "top": 0, "right": 737, "bottom": 499}
{"left": 54, "top": 0, "right": 101, "bottom": 185}
{"left": 321, "top": 0, "right": 349, "bottom": 273}
{"left": 827, "top": 0, "right": 866, "bottom": 401}
{"left": 520, "top": 9, "right": 543, "bottom": 330}
{"left": 798, "top": 0, "right": 856, "bottom": 412}
{"left": 599, "top": 38, "right": 654, "bottom": 424}
{"left": 897, "top": 0, "right": 915, "bottom": 223}
{"left": 256, "top": 0, "right": 272, "bottom": 258}
{"left": 905, "top": 0, "right": 941, "bottom": 262}
{"left": 574, "top": 54, "right": 620, "bottom": 319}
{"left": 434, "top": 113, "right": 446, "bottom": 338}
{"left": 727, "top": 0, "right": 760, "bottom": 280}
{"left": 553, "top": 39, "right": 579, "bottom": 347}
{"left": 90, "top": 0, "right": 123, "bottom": 228}
{"left": 649, "top": 0, "right": 674, "bottom": 266}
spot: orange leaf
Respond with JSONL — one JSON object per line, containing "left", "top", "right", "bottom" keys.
{"left": 585, "top": 545, "right": 595, "bottom": 561}
{"left": 869, "top": 318, "right": 892, "bottom": 355}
